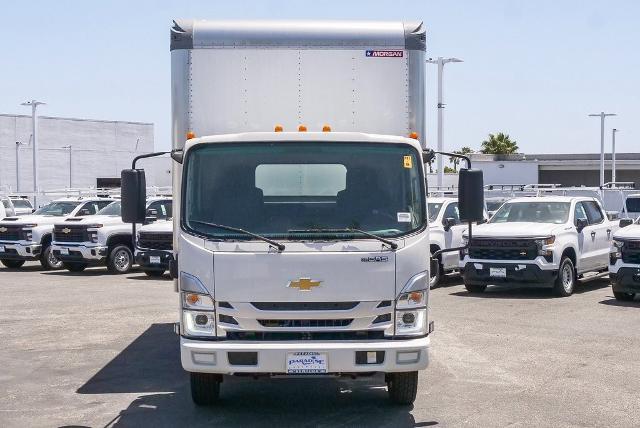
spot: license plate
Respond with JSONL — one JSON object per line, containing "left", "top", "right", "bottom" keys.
{"left": 490, "top": 267, "right": 507, "bottom": 278}
{"left": 0, "top": 245, "right": 4, "bottom": 253}
{"left": 59, "top": 248, "right": 69, "bottom": 255}
{"left": 286, "top": 352, "right": 328, "bottom": 374}
{"left": 149, "top": 256, "right": 161, "bottom": 264}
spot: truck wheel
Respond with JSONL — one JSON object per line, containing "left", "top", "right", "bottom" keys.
{"left": 190, "top": 372, "right": 221, "bottom": 405}
{"left": 464, "top": 282, "right": 487, "bottom": 293}
{"left": 40, "top": 245, "right": 63, "bottom": 270}
{"left": 1, "top": 259, "right": 25, "bottom": 268}
{"left": 107, "top": 245, "right": 133, "bottom": 274}
{"left": 144, "top": 270, "right": 165, "bottom": 277}
{"left": 553, "top": 256, "right": 575, "bottom": 297}
{"left": 63, "top": 262, "right": 87, "bottom": 272}
{"left": 429, "top": 258, "right": 442, "bottom": 289}
{"left": 387, "top": 371, "right": 418, "bottom": 405}
{"left": 613, "top": 291, "right": 636, "bottom": 301}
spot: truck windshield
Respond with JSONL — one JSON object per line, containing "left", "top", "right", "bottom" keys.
{"left": 34, "top": 202, "right": 80, "bottom": 216}
{"left": 626, "top": 197, "right": 640, "bottom": 213}
{"left": 184, "top": 142, "right": 426, "bottom": 240}
{"left": 97, "top": 201, "right": 121, "bottom": 216}
{"left": 489, "top": 202, "right": 570, "bottom": 224}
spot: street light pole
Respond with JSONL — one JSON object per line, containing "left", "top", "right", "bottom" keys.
{"left": 426, "top": 57, "right": 463, "bottom": 188}
{"left": 21, "top": 100, "right": 46, "bottom": 207}
{"left": 62, "top": 145, "right": 72, "bottom": 188}
{"left": 588, "top": 112, "right": 616, "bottom": 188}
{"left": 15, "top": 141, "right": 24, "bottom": 192}
{"left": 611, "top": 129, "right": 618, "bottom": 184}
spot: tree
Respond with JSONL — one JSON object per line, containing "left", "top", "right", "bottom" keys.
{"left": 449, "top": 146, "right": 475, "bottom": 172}
{"left": 444, "top": 166, "right": 456, "bottom": 173}
{"left": 480, "top": 133, "right": 519, "bottom": 154}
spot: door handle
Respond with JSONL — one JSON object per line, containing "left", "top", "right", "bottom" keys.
{"left": 591, "top": 231, "right": 596, "bottom": 238}
{"left": 607, "top": 229, "right": 612, "bottom": 239}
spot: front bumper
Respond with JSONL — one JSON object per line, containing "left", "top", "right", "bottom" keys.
{"left": 610, "top": 267, "right": 640, "bottom": 294}
{"left": 181, "top": 336, "right": 429, "bottom": 374}
{"left": 462, "top": 261, "right": 558, "bottom": 286}
{"left": 52, "top": 244, "right": 108, "bottom": 263}
{"left": 135, "top": 249, "right": 173, "bottom": 271}
{"left": 0, "top": 242, "right": 41, "bottom": 260}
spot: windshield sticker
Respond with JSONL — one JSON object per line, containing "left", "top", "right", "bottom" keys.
{"left": 403, "top": 156, "right": 413, "bottom": 168}
{"left": 397, "top": 212, "right": 412, "bottom": 223}
{"left": 366, "top": 50, "right": 404, "bottom": 58}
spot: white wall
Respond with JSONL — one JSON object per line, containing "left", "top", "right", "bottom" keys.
{"left": 473, "top": 160, "right": 539, "bottom": 185}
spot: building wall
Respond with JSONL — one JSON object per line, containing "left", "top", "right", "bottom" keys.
{"left": 472, "top": 160, "right": 539, "bottom": 186}
{"left": 0, "top": 114, "right": 170, "bottom": 194}
{"left": 539, "top": 169, "right": 640, "bottom": 187}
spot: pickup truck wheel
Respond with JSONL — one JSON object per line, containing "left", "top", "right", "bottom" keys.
{"left": 1, "top": 259, "right": 25, "bottom": 268}
{"left": 40, "top": 245, "right": 63, "bottom": 270}
{"left": 107, "top": 245, "right": 133, "bottom": 274}
{"left": 464, "top": 282, "right": 487, "bottom": 293}
{"left": 144, "top": 270, "right": 165, "bottom": 277}
{"left": 553, "top": 256, "right": 575, "bottom": 297}
{"left": 613, "top": 291, "right": 636, "bottom": 301}
{"left": 63, "top": 262, "right": 87, "bottom": 272}
{"left": 190, "top": 372, "right": 221, "bottom": 405}
{"left": 387, "top": 371, "right": 418, "bottom": 405}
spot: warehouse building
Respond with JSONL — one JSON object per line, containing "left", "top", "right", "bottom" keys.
{"left": 0, "top": 114, "right": 171, "bottom": 198}
{"left": 470, "top": 153, "right": 640, "bottom": 187}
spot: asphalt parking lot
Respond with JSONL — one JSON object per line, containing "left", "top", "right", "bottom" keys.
{"left": 1, "top": 263, "right": 639, "bottom": 427}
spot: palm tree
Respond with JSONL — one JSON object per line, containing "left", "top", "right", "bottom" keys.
{"left": 480, "top": 133, "right": 519, "bottom": 154}
{"left": 449, "top": 146, "right": 474, "bottom": 172}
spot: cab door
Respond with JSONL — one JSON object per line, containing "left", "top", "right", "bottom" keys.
{"left": 575, "top": 202, "right": 597, "bottom": 272}
{"left": 583, "top": 200, "right": 611, "bottom": 270}
{"left": 442, "top": 202, "right": 464, "bottom": 269}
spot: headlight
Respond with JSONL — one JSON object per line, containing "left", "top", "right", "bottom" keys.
{"left": 396, "top": 290, "right": 426, "bottom": 309}
{"left": 89, "top": 231, "right": 99, "bottom": 243}
{"left": 182, "top": 291, "right": 215, "bottom": 310}
{"left": 25, "top": 230, "right": 33, "bottom": 241}
{"left": 535, "top": 236, "right": 556, "bottom": 247}
{"left": 613, "top": 239, "right": 624, "bottom": 249}
{"left": 183, "top": 310, "right": 216, "bottom": 337}
{"left": 180, "top": 272, "right": 215, "bottom": 337}
{"left": 395, "top": 309, "right": 427, "bottom": 336}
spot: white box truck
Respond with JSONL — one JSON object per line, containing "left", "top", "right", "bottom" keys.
{"left": 120, "top": 20, "right": 484, "bottom": 405}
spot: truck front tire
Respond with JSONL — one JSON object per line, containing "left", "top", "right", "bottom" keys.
{"left": 107, "top": 245, "right": 133, "bottom": 274}
{"left": 464, "top": 282, "right": 487, "bottom": 293}
{"left": 190, "top": 372, "right": 221, "bottom": 405}
{"left": 1, "top": 259, "right": 25, "bottom": 269}
{"left": 40, "top": 245, "right": 63, "bottom": 270}
{"left": 553, "top": 256, "right": 575, "bottom": 297}
{"left": 144, "top": 270, "right": 165, "bottom": 277}
{"left": 613, "top": 291, "right": 635, "bottom": 301}
{"left": 387, "top": 371, "right": 419, "bottom": 405}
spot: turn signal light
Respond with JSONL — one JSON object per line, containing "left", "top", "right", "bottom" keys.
{"left": 185, "top": 293, "right": 200, "bottom": 305}
{"left": 274, "top": 124, "right": 283, "bottom": 132}
{"left": 322, "top": 124, "right": 331, "bottom": 132}
{"left": 186, "top": 131, "right": 196, "bottom": 139}
{"left": 409, "top": 132, "right": 419, "bottom": 140}
{"left": 298, "top": 125, "right": 307, "bottom": 132}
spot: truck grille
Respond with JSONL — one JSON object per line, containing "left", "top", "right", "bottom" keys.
{"left": 226, "top": 330, "right": 384, "bottom": 341}
{"left": 251, "top": 302, "right": 359, "bottom": 311}
{"left": 469, "top": 238, "right": 537, "bottom": 260}
{"left": 257, "top": 319, "right": 353, "bottom": 328}
{"left": 53, "top": 225, "right": 89, "bottom": 243}
{"left": 138, "top": 232, "right": 173, "bottom": 251}
{"left": 0, "top": 225, "right": 25, "bottom": 241}
{"left": 622, "top": 241, "right": 640, "bottom": 264}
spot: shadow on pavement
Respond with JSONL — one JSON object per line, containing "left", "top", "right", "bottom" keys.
{"left": 126, "top": 273, "right": 171, "bottom": 281}
{"left": 79, "top": 323, "right": 431, "bottom": 427}
{"left": 0, "top": 265, "right": 43, "bottom": 273}
{"left": 599, "top": 297, "right": 639, "bottom": 307}
{"left": 450, "top": 277, "right": 610, "bottom": 299}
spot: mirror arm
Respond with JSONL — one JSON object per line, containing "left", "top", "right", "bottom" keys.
{"left": 423, "top": 149, "right": 472, "bottom": 169}
{"left": 432, "top": 221, "right": 473, "bottom": 260}
{"left": 131, "top": 151, "right": 171, "bottom": 169}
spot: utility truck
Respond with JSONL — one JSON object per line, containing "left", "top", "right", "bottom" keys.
{"left": 120, "top": 20, "right": 484, "bottom": 406}
{"left": 0, "top": 197, "right": 114, "bottom": 269}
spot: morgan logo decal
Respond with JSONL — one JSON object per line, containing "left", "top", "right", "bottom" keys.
{"left": 366, "top": 50, "right": 404, "bottom": 58}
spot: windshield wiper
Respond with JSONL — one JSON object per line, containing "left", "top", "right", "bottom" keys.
{"left": 288, "top": 228, "right": 398, "bottom": 250}
{"left": 190, "top": 220, "right": 285, "bottom": 251}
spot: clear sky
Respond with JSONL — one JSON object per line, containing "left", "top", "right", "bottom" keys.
{"left": 2, "top": 0, "right": 638, "bottom": 154}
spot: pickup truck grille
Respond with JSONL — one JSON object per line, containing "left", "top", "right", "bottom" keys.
{"left": 138, "top": 232, "right": 173, "bottom": 251}
{"left": 469, "top": 238, "right": 537, "bottom": 260}
{"left": 257, "top": 319, "right": 353, "bottom": 328}
{"left": 622, "top": 241, "right": 640, "bottom": 264}
{"left": 53, "top": 225, "right": 89, "bottom": 243}
{"left": 0, "top": 225, "right": 25, "bottom": 241}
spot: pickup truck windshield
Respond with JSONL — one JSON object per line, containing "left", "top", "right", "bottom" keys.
{"left": 34, "top": 202, "right": 80, "bottom": 216}
{"left": 490, "top": 202, "right": 570, "bottom": 224}
{"left": 97, "top": 201, "right": 121, "bottom": 216}
{"left": 184, "top": 142, "right": 425, "bottom": 240}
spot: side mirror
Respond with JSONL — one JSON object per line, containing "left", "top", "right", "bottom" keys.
{"left": 443, "top": 217, "right": 456, "bottom": 231}
{"left": 458, "top": 169, "right": 484, "bottom": 222}
{"left": 576, "top": 218, "right": 588, "bottom": 232}
{"left": 619, "top": 218, "right": 634, "bottom": 228}
{"left": 31, "top": 208, "right": 36, "bottom": 213}
{"left": 121, "top": 169, "right": 147, "bottom": 223}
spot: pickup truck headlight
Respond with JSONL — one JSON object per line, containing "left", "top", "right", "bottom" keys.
{"left": 535, "top": 236, "right": 556, "bottom": 261}
{"left": 611, "top": 240, "right": 624, "bottom": 264}
{"left": 180, "top": 272, "right": 215, "bottom": 337}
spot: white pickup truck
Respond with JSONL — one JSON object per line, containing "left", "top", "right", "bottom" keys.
{"left": 460, "top": 196, "right": 623, "bottom": 296}
{"left": 135, "top": 219, "right": 173, "bottom": 277}
{"left": 609, "top": 217, "right": 640, "bottom": 301}
{"left": 0, "top": 197, "right": 114, "bottom": 269}
{"left": 52, "top": 197, "right": 172, "bottom": 273}
{"left": 428, "top": 197, "right": 468, "bottom": 287}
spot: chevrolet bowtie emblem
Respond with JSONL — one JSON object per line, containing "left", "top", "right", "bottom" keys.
{"left": 62, "top": 228, "right": 71, "bottom": 234}
{"left": 0, "top": 227, "right": 6, "bottom": 233}
{"left": 288, "top": 278, "right": 322, "bottom": 291}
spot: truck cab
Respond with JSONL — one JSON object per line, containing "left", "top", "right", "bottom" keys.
{"left": 461, "top": 196, "right": 620, "bottom": 296}
{"left": 52, "top": 198, "right": 172, "bottom": 273}
{"left": 609, "top": 217, "right": 640, "bottom": 301}
{"left": 0, "top": 197, "right": 113, "bottom": 269}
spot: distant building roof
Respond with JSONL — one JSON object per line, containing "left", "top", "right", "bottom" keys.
{"left": 470, "top": 153, "right": 640, "bottom": 162}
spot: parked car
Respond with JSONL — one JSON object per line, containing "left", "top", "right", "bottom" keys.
{"left": 0, "top": 197, "right": 114, "bottom": 269}
{"left": 9, "top": 197, "right": 34, "bottom": 216}
{"left": 460, "top": 196, "right": 622, "bottom": 296}
{"left": 135, "top": 219, "right": 173, "bottom": 277}
{"left": 52, "top": 197, "right": 172, "bottom": 273}
{"left": 609, "top": 217, "right": 639, "bottom": 301}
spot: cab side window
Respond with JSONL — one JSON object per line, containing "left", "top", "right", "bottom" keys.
{"left": 147, "top": 201, "right": 171, "bottom": 219}
{"left": 574, "top": 203, "right": 588, "bottom": 226}
{"left": 442, "top": 202, "right": 460, "bottom": 225}
{"left": 76, "top": 202, "right": 97, "bottom": 216}
{"left": 96, "top": 201, "right": 113, "bottom": 211}
{"left": 583, "top": 201, "right": 604, "bottom": 224}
